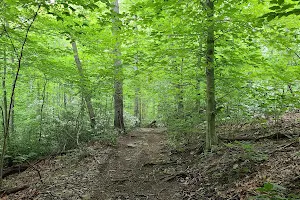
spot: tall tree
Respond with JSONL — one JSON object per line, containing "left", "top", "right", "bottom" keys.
{"left": 205, "top": 0, "right": 217, "bottom": 150}
{"left": 71, "top": 40, "right": 96, "bottom": 130}
{"left": 112, "top": 0, "right": 125, "bottom": 133}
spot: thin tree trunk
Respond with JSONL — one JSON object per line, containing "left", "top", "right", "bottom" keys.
{"left": 112, "top": 0, "right": 125, "bottom": 133}
{"left": 205, "top": 0, "right": 217, "bottom": 151}
{"left": 0, "top": 47, "right": 9, "bottom": 185}
{"left": 134, "top": 88, "right": 140, "bottom": 127}
{"left": 10, "top": 54, "right": 15, "bottom": 135}
{"left": 71, "top": 41, "right": 96, "bottom": 130}
{"left": 196, "top": 41, "right": 203, "bottom": 113}
{"left": 133, "top": 16, "right": 141, "bottom": 127}
{"left": 0, "top": 6, "right": 39, "bottom": 184}
{"left": 63, "top": 88, "right": 67, "bottom": 109}
{"left": 177, "top": 58, "right": 184, "bottom": 115}
{"left": 39, "top": 78, "right": 47, "bottom": 141}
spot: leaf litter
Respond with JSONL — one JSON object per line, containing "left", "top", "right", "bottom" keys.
{"left": 1, "top": 113, "right": 300, "bottom": 199}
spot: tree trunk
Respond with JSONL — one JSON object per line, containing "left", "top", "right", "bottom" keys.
{"left": 10, "top": 54, "right": 15, "bottom": 135}
{"left": 196, "top": 40, "right": 203, "bottom": 113}
{"left": 176, "top": 59, "right": 184, "bottom": 116}
{"left": 134, "top": 88, "right": 140, "bottom": 127}
{"left": 205, "top": 0, "right": 217, "bottom": 151}
{"left": 0, "top": 6, "right": 40, "bottom": 186}
{"left": 39, "top": 78, "right": 47, "bottom": 141}
{"left": 0, "top": 46, "right": 9, "bottom": 186}
{"left": 112, "top": 0, "right": 125, "bottom": 133}
{"left": 71, "top": 41, "right": 96, "bottom": 130}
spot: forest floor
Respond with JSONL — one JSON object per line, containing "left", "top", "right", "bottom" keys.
{"left": 1, "top": 113, "right": 300, "bottom": 200}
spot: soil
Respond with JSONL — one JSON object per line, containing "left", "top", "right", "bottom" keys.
{"left": 2, "top": 128, "right": 188, "bottom": 200}
{"left": 90, "top": 128, "right": 184, "bottom": 200}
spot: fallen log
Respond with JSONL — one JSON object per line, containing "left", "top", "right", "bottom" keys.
{"left": 1, "top": 150, "right": 75, "bottom": 179}
{"left": 146, "top": 120, "right": 157, "bottom": 128}
{"left": 219, "top": 132, "right": 292, "bottom": 142}
{"left": 0, "top": 185, "right": 29, "bottom": 197}
{"left": 2, "top": 165, "right": 29, "bottom": 179}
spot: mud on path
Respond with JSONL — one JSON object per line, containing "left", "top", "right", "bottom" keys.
{"left": 3, "top": 128, "right": 187, "bottom": 200}
{"left": 91, "top": 128, "right": 184, "bottom": 200}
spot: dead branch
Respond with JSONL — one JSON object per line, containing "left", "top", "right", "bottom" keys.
{"left": 25, "top": 160, "right": 43, "bottom": 183}
{"left": 271, "top": 140, "right": 299, "bottom": 154}
{"left": 161, "top": 172, "right": 188, "bottom": 182}
{"left": 2, "top": 165, "right": 29, "bottom": 178}
{"left": 219, "top": 132, "right": 292, "bottom": 142}
{"left": 0, "top": 185, "right": 29, "bottom": 197}
{"left": 146, "top": 120, "right": 157, "bottom": 128}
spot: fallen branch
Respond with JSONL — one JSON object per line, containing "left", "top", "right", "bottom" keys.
{"left": 146, "top": 120, "right": 157, "bottom": 128}
{"left": 161, "top": 172, "right": 188, "bottom": 182}
{"left": 2, "top": 165, "right": 29, "bottom": 178}
{"left": 271, "top": 140, "right": 299, "bottom": 154}
{"left": 25, "top": 160, "right": 43, "bottom": 183}
{"left": 219, "top": 132, "right": 292, "bottom": 142}
{"left": 0, "top": 185, "right": 29, "bottom": 197}
{"left": 142, "top": 161, "right": 177, "bottom": 167}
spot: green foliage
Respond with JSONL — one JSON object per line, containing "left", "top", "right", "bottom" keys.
{"left": 253, "top": 182, "right": 300, "bottom": 200}
{"left": 226, "top": 142, "right": 268, "bottom": 162}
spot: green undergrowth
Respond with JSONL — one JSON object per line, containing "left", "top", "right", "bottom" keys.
{"left": 253, "top": 182, "right": 300, "bottom": 200}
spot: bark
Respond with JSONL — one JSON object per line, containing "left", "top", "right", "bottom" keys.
{"left": 10, "top": 54, "right": 15, "bottom": 135}
{"left": 134, "top": 88, "right": 140, "bottom": 127}
{"left": 1, "top": 46, "right": 9, "bottom": 185}
{"left": 133, "top": 17, "right": 141, "bottom": 126}
{"left": 112, "top": 0, "right": 125, "bottom": 133}
{"left": 176, "top": 59, "right": 184, "bottom": 115}
{"left": 205, "top": 0, "right": 217, "bottom": 150}
{"left": 2, "top": 165, "right": 29, "bottom": 178}
{"left": 39, "top": 78, "right": 47, "bottom": 141}
{"left": 195, "top": 40, "right": 203, "bottom": 113}
{"left": 114, "top": 76, "right": 125, "bottom": 133}
{"left": 71, "top": 41, "right": 96, "bottom": 130}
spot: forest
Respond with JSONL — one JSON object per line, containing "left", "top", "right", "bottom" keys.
{"left": 0, "top": 0, "right": 299, "bottom": 199}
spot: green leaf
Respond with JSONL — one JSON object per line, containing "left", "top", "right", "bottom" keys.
{"left": 56, "top": 16, "right": 64, "bottom": 21}
{"left": 269, "top": 6, "right": 281, "bottom": 10}
{"left": 290, "top": 8, "right": 300, "bottom": 15}
{"left": 281, "top": 4, "right": 295, "bottom": 10}
{"left": 278, "top": 0, "right": 285, "bottom": 5}
{"left": 267, "top": 13, "right": 277, "bottom": 21}
{"left": 78, "top": 14, "right": 85, "bottom": 18}
{"left": 62, "top": 11, "right": 70, "bottom": 16}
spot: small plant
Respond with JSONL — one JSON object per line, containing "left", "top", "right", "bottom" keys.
{"left": 226, "top": 141, "right": 268, "bottom": 162}
{"left": 253, "top": 182, "right": 300, "bottom": 200}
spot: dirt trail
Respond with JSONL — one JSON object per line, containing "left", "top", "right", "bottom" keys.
{"left": 91, "top": 128, "right": 183, "bottom": 200}
{"left": 3, "top": 128, "right": 186, "bottom": 200}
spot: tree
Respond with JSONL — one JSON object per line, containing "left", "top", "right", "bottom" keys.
{"left": 71, "top": 40, "right": 96, "bottom": 130}
{"left": 205, "top": 0, "right": 217, "bottom": 150}
{"left": 112, "top": 0, "right": 125, "bottom": 133}
{"left": 0, "top": 1, "right": 41, "bottom": 186}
